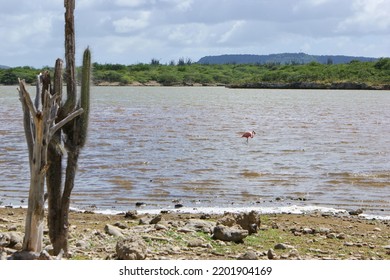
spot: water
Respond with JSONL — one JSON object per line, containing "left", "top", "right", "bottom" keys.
{"left": 1, "top": 86, "right": 389, "bottom": 217}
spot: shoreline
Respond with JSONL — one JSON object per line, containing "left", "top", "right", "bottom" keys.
{"left": 3, "top": 81, "right": 390, "bottom": 90}
{"left": 2, "top": 204, "right": 390, "bottom": 221}
{"left": 1, "top": 207, "right": 389, "bottom": 260}
{"left": 96, "top": 81, "right": 390, "bottom": 90}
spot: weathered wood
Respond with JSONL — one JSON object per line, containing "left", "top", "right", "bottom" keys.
{"left": 18, "top": 76, "right": 54, "bottom": 252}
{"left": 18, "top": 71, "right": 84, "bottom": 254}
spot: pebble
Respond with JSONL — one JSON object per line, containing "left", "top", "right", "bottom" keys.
{"left": 114, "top": 222, "right": 128, "bottom": 229}
{"left": 348, "top": 209, "right": 363, "bottom": 216}
{"left": 326, "top": 233, "right": 337, "bottom": 239}
{"left": 124, "top": 210, "right": 138, "bottom": 219}
{"left": 288, "top": 249, "right": 300, "bottom": 258}
{"left": 155, "top": 224, "right": 168, "bottom": 231}
{"left": 373, "top": 227, "right": 381, "bottom": 232}
{"left": 267, "top": 249, "right": 276, "bottom": 260}
{"left": 309, "top": 248, "right": 329, "bottom": 254}
{"left": 337, "top": 233, "right": 346, "bottom": 240}
{"left": 318, "top": 227, "right": 331, "bottom": 234}
{"left": 104, "top": 224, "right": 124, "bottom": 238}
{"left": 274, "top": 243, "right": 291, "bottom": 250}
{"left": 76, "top": 240, "right": 88, "bottom": 249}
{"left": 237, "top": 251, "right": 258, "bottom": 260}
{"left": 187, "top": 239, "right": 211, "bottom": 249}
{"left": 303, "top": 228, "right": 314, "bottom": 234}
{"left": 7, "top": 225, "right": 17, "bottom": 231}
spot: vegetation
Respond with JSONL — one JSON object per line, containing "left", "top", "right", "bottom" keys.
{"left": 1, "top": 58, "right": 390, "bottom": 88}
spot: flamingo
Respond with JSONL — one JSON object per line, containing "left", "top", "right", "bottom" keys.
{"left": 242, "top": 130, "right": 256, "bottom": 143}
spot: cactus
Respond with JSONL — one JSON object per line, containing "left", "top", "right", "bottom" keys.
{"left": 78, "top": 47, "right": 91, "bottom": 148}
{"left": 46, "top": 1, "right": 91, "bottom": 256}
{"left": 47, "top": 47, "right": 91, "bottom": 255}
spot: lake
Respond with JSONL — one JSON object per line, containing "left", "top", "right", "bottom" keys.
{"left": 0, "top": 86, "right": 389, "bottom": 217}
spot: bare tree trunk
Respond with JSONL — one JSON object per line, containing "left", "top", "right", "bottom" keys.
{"left": 18, "top": 74, "right": 83, "bottom": 255}
{"left": 19, "top": 75, "right": 51, "bottom": 252}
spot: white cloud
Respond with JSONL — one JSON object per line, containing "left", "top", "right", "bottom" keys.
{"left": 337, "top": 0, "right": 390, "bottom": 34}
{"left": 174, "top": 0, "right": 193, "bottom": 11}
{"left": 113, "top": 11, "right": 151, "bottom": 33}
{"left": 1, "top": 0, "right": 389, "bottom": 67}
{"left": 218, "top": 20, "right": 245, "bottom": 44}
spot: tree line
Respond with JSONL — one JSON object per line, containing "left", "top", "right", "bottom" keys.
{"left": 1, "top": 58, "right": 390, "bottom": 87}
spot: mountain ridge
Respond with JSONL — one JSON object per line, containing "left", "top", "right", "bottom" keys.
{"left": 197, "top": 52, "right": 378, "bottom": 65}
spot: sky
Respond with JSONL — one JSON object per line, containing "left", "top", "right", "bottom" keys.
{"left": 0, "top": 0, "right": 389, "bottom": 68}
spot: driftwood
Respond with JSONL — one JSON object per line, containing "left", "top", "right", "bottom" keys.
{"left": 18, "top": 73, "right": 83, "bottom": 253}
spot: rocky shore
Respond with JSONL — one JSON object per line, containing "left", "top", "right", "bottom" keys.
{"left": 1, "top": 207, "right": 389, "bottom": 260}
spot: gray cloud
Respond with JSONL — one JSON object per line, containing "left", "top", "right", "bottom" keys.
{"left": 0, "top": 0, "right": 389, "bottom": 67}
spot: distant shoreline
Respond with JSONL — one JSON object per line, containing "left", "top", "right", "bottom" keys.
{"left": 228, "top": 81, "right": 390, "bottom": 90}
{"left": 2, "top": 81, "right": 389, "bottom": 90}
{"left": 93, "top": 81, "right": 390, "bottom": 90}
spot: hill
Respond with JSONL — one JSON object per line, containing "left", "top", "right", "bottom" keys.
{"left": 198, "top": 53, "right": 378, "bottom": 65}
{"left": 0, "top": 65, "right": 10, "bottom": 69}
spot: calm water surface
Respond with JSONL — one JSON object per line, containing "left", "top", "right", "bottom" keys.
{"left": 1, "top": 86, "right": 389, "bottom": 216}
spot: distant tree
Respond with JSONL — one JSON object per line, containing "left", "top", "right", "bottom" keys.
{"left": 150, "top": 58, "right": 160, "bottom": 65}
{"left": 374, "top": 58, "right": 390, "bottom": 70}
{"left": 0, "top": 70, "right": 18, "bottom": 85}
{"left": 327, "top": 58, "right": 333, "bottom": 65}
{"left": 177, "top": 58, "right": 186, "bottom": 66}
{"left": 186, "top": 58, "right": 193, "bottom": 65}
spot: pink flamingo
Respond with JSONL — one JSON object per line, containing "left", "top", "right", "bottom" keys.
{"left": 242, "top": 130, "right": 256, "bottom": 143}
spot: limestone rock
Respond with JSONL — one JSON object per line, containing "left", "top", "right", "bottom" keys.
{"left": 217, "top": 215, "right": 236, "bottom": 227}
{"left": 237, "top": 251, "right": 258, "bottom": 260}
{"left": 9, "top": 232, "right": 23, "bottom": 248}
{"left": 187, "top": 238, "right": 211, "bottom": 248}
{"left": 234, "top": 211, "right": 261, "bottom": 235}
{"left": 104, "top": 224, "right": 124, "bottom": 237}
{"left": 288, "top": 249, "right": 300, "bottom": 259}
{"left": 116, "top": 237, "right": 147, "bottom": 260}
{"left": 114, "top": 222, "right": 128, "bottom": 229}
{"left": 212, "top": 225, "right": 248, "bottom": 243}
{"left": 267, "top": 248, "right": 276, "bottom": 260}
{"left": 150, "top": 215, "right": 163, "bottom": 225}
{"left": 0, "top": 232, "right": 10, "bottom": 247}
{"left": 124, "top": 210, "right": 138, "bottom": 219}
{"left": 184, "top": 219, "right": 216, "bottom": 234}
{"left": 274, "top": 243, "right": 290, "bottom": 250}
{"left": 218, "top": 211, "right": 261, "bottom": 235}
